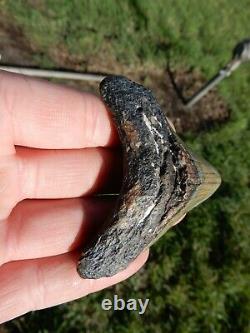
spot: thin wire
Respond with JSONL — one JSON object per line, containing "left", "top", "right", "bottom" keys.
{"left": 0, "top": 65, "right": 105, "bottom": 82}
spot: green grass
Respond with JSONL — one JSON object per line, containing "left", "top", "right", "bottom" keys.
{"left": 1, "top": 1, "right": 250, "bottom": 332}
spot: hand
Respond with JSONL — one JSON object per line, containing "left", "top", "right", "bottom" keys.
{"left": 0, "top": 71, "right": 149, "bottom": 323}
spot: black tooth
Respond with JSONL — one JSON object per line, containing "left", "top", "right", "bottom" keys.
{"left": 78, "top": 75, "right": 221, "bottom": 279}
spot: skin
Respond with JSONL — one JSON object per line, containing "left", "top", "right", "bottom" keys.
{"left": 0, "top": 71, "right": 149, "bottom": 324}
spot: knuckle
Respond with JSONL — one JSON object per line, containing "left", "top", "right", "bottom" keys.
{"left": 0, "top": 71, "right": 14, "bottom": 117}
{"left": 85, "top": 98, "right": 100, "bottom": 145}
{"left": 31, "top": 262, "right": 46, "bottom": 310}
{"left": 0, "top": 156, "right": 20, "bottom": 218}
{"left": 0, "top": 72, "right": 15, "bottom": 152}
{"left": 4, "top": 205, "right": 23, "bottom": 263}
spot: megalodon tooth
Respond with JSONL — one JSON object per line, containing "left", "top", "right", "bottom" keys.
{"left": 77, "top": 75, "right": 221, "bottom": 279}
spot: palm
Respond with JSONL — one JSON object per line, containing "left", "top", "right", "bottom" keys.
{"left": 0, "top": 71, "right": 148, "bottom": 323}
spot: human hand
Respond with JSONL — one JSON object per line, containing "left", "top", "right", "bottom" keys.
{"left": 0, "top": 71, "right": 149, "bottom": 323}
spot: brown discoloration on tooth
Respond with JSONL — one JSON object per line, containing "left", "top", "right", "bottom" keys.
{"left": 77, "top": 75, "right": 221, "bottom": 279}
{"left": 121, "top": 183, "right": 141, "bottom": 209}
{"left": 123, "top": 121, "right": 141, "bottom": 150}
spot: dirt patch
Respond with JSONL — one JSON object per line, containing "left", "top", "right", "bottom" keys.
{"left": 0, "top": 20, "right": 230, "bottom": 134}
{"left": 63, "top": 66, "right": 230, "bottom": 134}
{"left": 0, "top": 14, "right": 36, "bottom": 65}
{"left": 64, "top": 48, "right": 230, "bottom": 133}
{"left": 144, "top": 67, "right": 230, "bottom": 133}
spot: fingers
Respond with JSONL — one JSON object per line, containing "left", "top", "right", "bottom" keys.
{"left": 0, "top": 197, "right": 115, "bottom": 265}
{"left": 0, "top": 250, "right": 149, "bottom": 324}
{"left": 17, "top": 146, "right": 121, "bottom": 199}
{"left": 0, "top": 146, "right": 121, "bottom": 218}
{"left": 0, "top": 71, "right": 118, "bottom": 153}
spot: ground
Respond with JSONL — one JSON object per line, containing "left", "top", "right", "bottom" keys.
{"left": 0, "top": 10, "right": 230, "bottom": 133}
{"left": 0, "top": 1, "right": 249, "bottom": 333}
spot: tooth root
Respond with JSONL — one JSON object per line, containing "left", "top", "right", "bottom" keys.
{"left": 77, "top": 75, "right": 221, "bottom": 279}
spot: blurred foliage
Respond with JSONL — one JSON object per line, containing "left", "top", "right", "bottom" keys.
{"left": 1, "top": 0, "right": 250, "bottom": 332}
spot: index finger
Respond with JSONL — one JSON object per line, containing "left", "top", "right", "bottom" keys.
{"left": 0, "top": 71, "right": 119, "bottom": 153}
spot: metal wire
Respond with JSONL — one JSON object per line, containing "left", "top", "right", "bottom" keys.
{"left": 0, "top": 65, "right": 105, "bottom": 82}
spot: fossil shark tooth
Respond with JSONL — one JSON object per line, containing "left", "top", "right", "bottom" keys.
{"left": 77, "top": 75, "right": 221, "bottom": 279}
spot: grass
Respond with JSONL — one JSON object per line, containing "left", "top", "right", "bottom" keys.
{"left": 1, "top": 1, "right": 250, "bottom": 332}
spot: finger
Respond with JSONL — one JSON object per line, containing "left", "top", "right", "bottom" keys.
{"left": 0, "top": 197, "right": 115, "bottom": 265}
{"left": 0, "top": 146, "right": 121, "bottom": 218}
{"left": 17, "top": 146, "right": 122, "bottom": 199}
{"left": 0, "top": 250, "right": 149, "bottom": 324}
{"left": 0, "top": 71, "right": 118, "bottom": 153}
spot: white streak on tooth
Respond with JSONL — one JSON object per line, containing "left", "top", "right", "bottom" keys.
{"left": 142, "top": 113, "right": 153, "bottom": 133}
{"left": 143, "top": 113, "right": 159, "bottom": 154}
{"left": 137, "top": 201, "right": 155, "bottom": 225}
{"left": 144, "top": 114, "right": 165, "bottom": 147}
{"left": 152, "top": 126, "right": 164, "bottom": 142}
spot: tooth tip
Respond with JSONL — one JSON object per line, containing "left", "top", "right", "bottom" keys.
{"left": 187, "top": 157, "right": 221, "bottom": 211}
